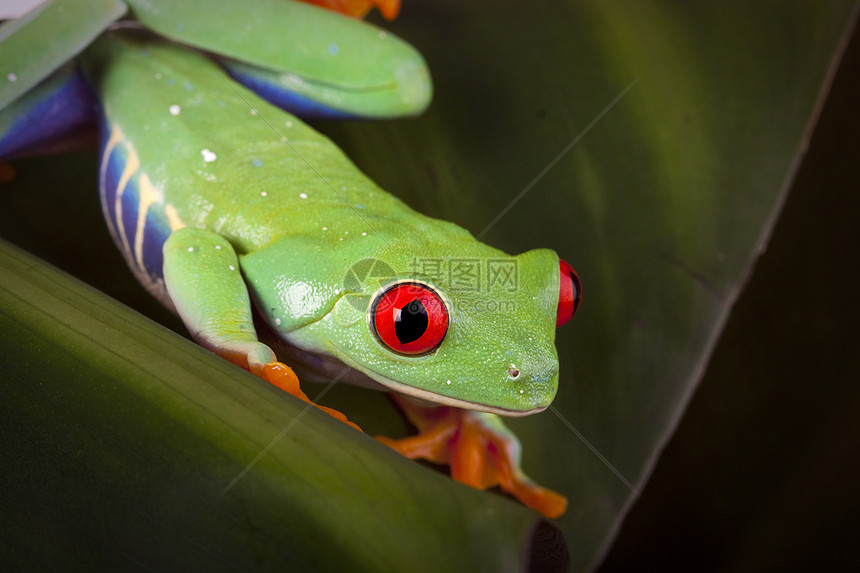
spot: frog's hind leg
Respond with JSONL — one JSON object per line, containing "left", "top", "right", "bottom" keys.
{"left": 163, "top": 227, "right": 360, "bottom": 431}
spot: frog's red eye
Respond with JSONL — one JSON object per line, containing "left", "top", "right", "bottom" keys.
{"left": 371, "top": 282, "right": 449, "bottom": 355}
{"left": 557, "top": 259, "right": 582, "bottom": 327}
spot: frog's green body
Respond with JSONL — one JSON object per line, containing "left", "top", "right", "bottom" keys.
{"left": 87, "top": 32, "right": 563, "bottom": 415}
{"left": 1, "top": 4, "right": 579, "bottom": 515}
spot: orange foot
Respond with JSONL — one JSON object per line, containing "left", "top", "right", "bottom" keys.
{"left": 257, "top": 362, "right": 362, "bottom": 432}
{"left": 299, "top": 0, "right": 400, "bottom": 21}
{"left": 376, "top": 394, "right": 567, "bottom": 518}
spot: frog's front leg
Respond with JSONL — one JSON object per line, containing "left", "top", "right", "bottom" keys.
{"left": 163, "top": 227, "right": 360, "bottom": 431}
{"left": 376, "top": 394, "right": 567, "bottom": 518}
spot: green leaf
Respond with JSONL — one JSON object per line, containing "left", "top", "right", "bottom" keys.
{"left": 0, "top": 237, "right": 563, "bottom": 572}
{"left": 0, "top": 1, "right": 857, "bottom": 571}
{"left": 0, "top": 0, "right": 127, "bottom": 110}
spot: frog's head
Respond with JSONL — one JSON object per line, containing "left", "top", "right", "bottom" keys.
{"left": 353, "top": 250, "right": 580, "bottom": 415}
{"left": 326, "top": 245, "right": 579, "bottom": 415}
{"left": 243, "top": 236, "right": 581, "bottom": 416}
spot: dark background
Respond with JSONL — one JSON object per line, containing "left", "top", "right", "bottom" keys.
{"left": 599, "top": 19, "right": 860, "bottom": 573}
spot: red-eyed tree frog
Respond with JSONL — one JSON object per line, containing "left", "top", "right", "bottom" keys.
{"left": 0, "top": 1, "right": 581, "bottom": 518}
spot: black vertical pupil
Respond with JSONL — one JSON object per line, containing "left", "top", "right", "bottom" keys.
{"left": 395, "top": 299, "right": 428, "bottom": 344}
{"left": 569, "top": 271, "right": 582, "bottom": 313}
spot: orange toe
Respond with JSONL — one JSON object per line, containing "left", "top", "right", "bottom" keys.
{"left": 260, "top": 362, "right": 362, "bottom": 432}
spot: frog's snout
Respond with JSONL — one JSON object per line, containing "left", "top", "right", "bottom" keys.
{"left": 502, "top": 354, "right": 559, "bottom": 412}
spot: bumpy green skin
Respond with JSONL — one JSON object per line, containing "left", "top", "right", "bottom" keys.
{"left": 83, "top": 32, "right": 561, "bottom": 415}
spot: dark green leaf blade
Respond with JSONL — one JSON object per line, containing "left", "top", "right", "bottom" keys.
{"left": 0, "top": 238, "right": 564, "bottom": 572}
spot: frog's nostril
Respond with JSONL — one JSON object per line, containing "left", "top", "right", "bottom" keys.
{"left": 507, "top": 365, "right": 521, "bottom": 379}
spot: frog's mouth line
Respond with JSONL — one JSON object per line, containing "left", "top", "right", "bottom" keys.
{"left": 327, "top": 341, "right": 547, "bottom": 418}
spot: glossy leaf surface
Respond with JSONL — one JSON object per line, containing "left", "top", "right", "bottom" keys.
{"left": 0, "top": 238, "right": 561, "bottom": 572}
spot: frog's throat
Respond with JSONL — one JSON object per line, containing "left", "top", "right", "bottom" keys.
{"left": 328, "top": 341, "right": 547, "bottom": 418}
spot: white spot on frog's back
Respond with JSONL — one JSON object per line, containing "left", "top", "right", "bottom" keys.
{"left": 169, "top": 104, "right": 181, "bottom": 116}
{"left": 7, "top": 73, "right": 17, "bottom": 82}
{"left": 201, "top": 149, "right": 217, "bottom": 163}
